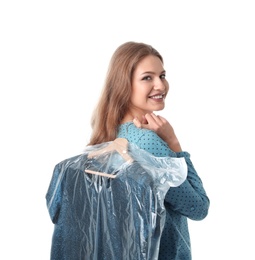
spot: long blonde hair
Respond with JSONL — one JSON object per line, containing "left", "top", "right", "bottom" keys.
{"left": 88, "top": 41, "right": 163, "bottom": 145}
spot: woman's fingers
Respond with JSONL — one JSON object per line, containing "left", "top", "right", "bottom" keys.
{"left": 133, "top": 113, "right": 168, "bottom": 132}
{"left": 133, "top": 117, "right": 142, "bottom": 128}
{"left": 144, "top": 113, "right": 166, "bottom": 129}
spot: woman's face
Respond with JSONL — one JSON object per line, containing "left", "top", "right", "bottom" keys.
{"left": 129, "top": 55, "right": 169, "bottom": 117}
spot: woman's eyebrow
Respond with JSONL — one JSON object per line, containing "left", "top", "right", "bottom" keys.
{"left": 140, "top": 70, "right": 166, "bottom": 75}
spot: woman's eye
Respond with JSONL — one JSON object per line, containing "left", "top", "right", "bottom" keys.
{"left": 142, "top": 76, "right": 152, "bottom": 80}
{"left": 160, "top": 74, "right": 166, "bottom": 79}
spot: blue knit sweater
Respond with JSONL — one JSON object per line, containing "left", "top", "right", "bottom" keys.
{"left": 117, "top": 122, "right": 210, "bottom": 260}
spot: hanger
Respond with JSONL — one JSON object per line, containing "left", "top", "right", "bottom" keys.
{"left": 85, "top": 138, "right": 133, "bottom": 178}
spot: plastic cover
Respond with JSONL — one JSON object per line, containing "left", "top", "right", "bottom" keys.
{"left": 46, "top": 139, "right": 187, "bottom": 260}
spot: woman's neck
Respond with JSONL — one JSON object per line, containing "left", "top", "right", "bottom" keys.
{"left": 121, "top": 111, "right": 148, "bottom": 124}
{"left": 120, "top": 115, "right": 134, "bottom": 124}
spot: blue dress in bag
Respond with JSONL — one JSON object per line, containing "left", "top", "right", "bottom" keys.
{"left": 46, "top": 140, "right": 187, "bottom": 260}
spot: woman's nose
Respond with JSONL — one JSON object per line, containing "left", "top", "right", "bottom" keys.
{"left": 154, "top": 79, "right": 167, "bottom": 91}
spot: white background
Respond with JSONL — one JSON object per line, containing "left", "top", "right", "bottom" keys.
{"left": 1, "top": 1, "right": 254, "bottom": 259}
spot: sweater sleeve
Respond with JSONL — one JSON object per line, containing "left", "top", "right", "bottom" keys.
{"left": 164, "top": 152, "right": 210, "bottom": 220}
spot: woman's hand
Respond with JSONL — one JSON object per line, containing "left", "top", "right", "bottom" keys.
{"left": 133, "top": 113, "right": 182, "bottom": 153}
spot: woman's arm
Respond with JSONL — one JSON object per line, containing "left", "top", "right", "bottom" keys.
{"left": 133, "top": 113, "right": 210, "bottom": 220}
{"left": 165, "top": 152, "right": 210, "bottom": 220}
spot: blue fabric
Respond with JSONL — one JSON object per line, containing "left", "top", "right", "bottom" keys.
{"left": 46, "top": 143, "right": 188, "bottom": 260}
{"left": 117, "top": 122, "right": 210, "bottom": 260}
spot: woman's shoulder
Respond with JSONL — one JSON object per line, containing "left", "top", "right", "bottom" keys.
{"left": 117, "top": 122, "right": 176, "bottom": 157}
{"left": 118, "top": 122, "right": 156, "bottom": 140}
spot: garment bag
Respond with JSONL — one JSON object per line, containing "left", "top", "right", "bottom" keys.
{"left": 46, "top": 138, "right": 187, "bottom": 260}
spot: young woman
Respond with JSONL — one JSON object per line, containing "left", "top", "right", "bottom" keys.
{"left": 88, "top": 41, "right": 210, "bottom": 260}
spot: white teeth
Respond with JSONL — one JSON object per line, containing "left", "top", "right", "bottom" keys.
{"left": 150, "top": 95, "right": 163, "bottom": 99}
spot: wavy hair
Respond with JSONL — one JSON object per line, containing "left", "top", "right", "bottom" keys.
{"left": 88, "top": 41, "right": 163, "bottom": 145}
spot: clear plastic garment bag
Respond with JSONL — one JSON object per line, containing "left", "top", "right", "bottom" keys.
{"left": 46, "top": 138, "right": 187, "bottom": 260}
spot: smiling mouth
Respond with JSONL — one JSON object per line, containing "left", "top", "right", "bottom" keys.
{"left": 149, "top": 94, "right": 165, "bottom": 99}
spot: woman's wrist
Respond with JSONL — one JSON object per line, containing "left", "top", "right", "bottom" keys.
{"left": 166, "top": 139, "right": 182, "bottom": 153}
